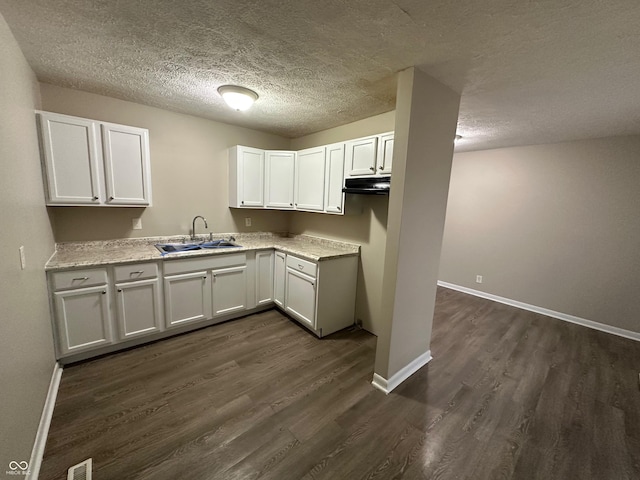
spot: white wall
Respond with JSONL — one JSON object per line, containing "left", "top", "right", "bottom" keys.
{"left": 0, "top": 12, "right": 57, "bottom": 470}
{"left": 440, "top": 136, "right": 640, "bottom": 333}
{"left": 40, "top": 84, "right": 292, "bottom": 242}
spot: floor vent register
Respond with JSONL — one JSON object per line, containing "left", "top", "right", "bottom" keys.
{"left": 67, "top": 458, "right": 92, "bottom": 480}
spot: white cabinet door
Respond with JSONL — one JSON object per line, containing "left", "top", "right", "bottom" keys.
{"left": 295, "top": 147, "right": 326, "bottom": 211}
{"left": 38, "top": 112, "right": 102, "bottom": 205}
{"left": 285, "top": 268, "right": 317, "bottom": 328}
{"left": 238, "top": 146, "right": 265, "bottom": 207}
{"left": 256, "top": 250, "right": 274, "bottom": 306}
{"left": 377, "top": 133, "right": 394, "bottom": 175}
{"left": 324, "top": 143, "right": 346, "bottom": 214}
{"left": 115, "top": 278, "right": 162, "bottom": 340}
{"left": 346, "top": 136, "right": 378, "bottom": 176}
{"left": 102, "top": 123, "right": 152, "bottom": 206}
{"left": 164, "top": 271, "right": 212, "bottom": 328}
{"left": 274, "top": 251, "right": 286, "bottom": 308}
{"left": 265, "top": 151, "right": 295, "bottom": 209}
{"left": 212, "top": 266, "right": 247, "bottom": 317}
{"left": 54, "top": 285, "right": 113, "bottom": 355}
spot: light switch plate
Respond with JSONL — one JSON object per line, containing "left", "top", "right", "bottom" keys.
{"left": 245, "top": 217, "right": 252, "bottom": 227}
{"left": 132, "top": 218, "right": 142, "bottom": 230}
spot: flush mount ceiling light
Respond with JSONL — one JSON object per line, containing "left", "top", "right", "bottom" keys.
{"left": 217, "top": 85, "right": 259, "bottom": 111}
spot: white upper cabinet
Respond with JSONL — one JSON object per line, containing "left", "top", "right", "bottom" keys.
{"left": 101, "top": 123, "right": 152, "bottom": 205}
{"left": 37, "top": 111, "right": 152, "bottom": 207}
{"left": 228, "top": 131, "right": 392, "bottom": 214}
{"left": 295, "top": 146, "right": 326, "bottom": 212}
{"left": 229, "top": 146, "right": 265, "bottom": 208}
{"left": 345, "top": 132, "right": 394, "bottom": 178}
{"left": 38, "top": 112, "right": 103, "bottom": 205}
{"left": 324, "top": 142, "right": 346, "bottom": 214}
{"left": 265, "top": 151, "right": 295, "bottom": 209}
{"left": 377, "top": 132, "right": 394, "bottom": 175}
{"left": 346, "top": 136, "right": 378, "bottom": 176}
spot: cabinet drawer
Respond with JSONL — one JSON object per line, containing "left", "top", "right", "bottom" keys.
{"left": 164, "top": 253, "right": 246, "bottom": 275}
{"left": 286, "top": 255, "right": 317, "bottom": 278}
{"left": 51, "top": 268, "right": 108, "bottom": 291}
{"left": 114, "top": 262, "right": 158, "bottom": 282}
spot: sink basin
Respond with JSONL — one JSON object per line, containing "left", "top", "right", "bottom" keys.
{"left": 155, "top": 239, "right": 241, "bottom": 254}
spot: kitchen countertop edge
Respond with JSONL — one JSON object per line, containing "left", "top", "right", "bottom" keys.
{"left": 45, "top": 234, "right": 361, "bottom": 271}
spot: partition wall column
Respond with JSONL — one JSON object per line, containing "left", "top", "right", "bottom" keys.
{"left": 373, "top": 67, "right": 460, "bottom": 393}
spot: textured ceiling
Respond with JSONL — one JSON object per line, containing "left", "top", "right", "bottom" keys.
{"left": 1, "top": 0, "right": 640, "bottom": 151}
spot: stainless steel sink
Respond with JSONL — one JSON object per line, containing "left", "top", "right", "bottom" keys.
{"left": 155, "top": 239, "right": 241, "bottom": 254}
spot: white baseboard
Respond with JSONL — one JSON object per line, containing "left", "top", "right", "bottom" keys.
{"left": 372, "top": 350, "right": 432, "bottom": 394}
{"left": 437, "top": 281, "right": 640, "bottom": 342}
{"left": 28, "top": 362, "right": 63, "bottom": 480}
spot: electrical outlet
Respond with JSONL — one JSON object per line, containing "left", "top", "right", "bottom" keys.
{"left": 132, "top": 218, "right": 142, "bottom": 230}
{"left": 19, "top": 246, "right": 26, "bottom": 270}
{"left": 245, "top": 217, "right": 252, "bottom": 227}
{"left": 476, "top": 275, "right": 483, "bottom": 284}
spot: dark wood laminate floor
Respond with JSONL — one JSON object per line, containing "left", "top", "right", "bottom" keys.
{"left": 40, "top": 287, "right": 640, "bottom": 480}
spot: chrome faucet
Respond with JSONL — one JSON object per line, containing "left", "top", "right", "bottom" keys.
{"left": 191, "top": 215, "right": 208, "bottom": 240}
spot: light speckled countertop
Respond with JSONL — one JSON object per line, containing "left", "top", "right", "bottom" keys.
{"left": 46, "top": 233, "right": 360, "bottom": 271}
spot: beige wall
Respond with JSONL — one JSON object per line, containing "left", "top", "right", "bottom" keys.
{"left": 0, "top": 13, "right": 56, "bottom": 469}
{"left": 40, "top": 84, "right": 292, "bottom": 242}
{"left": 375, "top": 68, "right": 460, "bottom": 379}
{"left": 440, "top": 136, "right": 640, "bottom": 333}
{"left": 289, "top": 112, "right": 395, "bottom": 335}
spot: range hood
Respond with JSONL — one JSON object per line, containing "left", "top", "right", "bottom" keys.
{"left": 342, "top": 177, "right": 390, "bottom": 195}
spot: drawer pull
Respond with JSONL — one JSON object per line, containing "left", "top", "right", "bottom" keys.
{"left": 369, "top": 166, "right": 375, "bottom": 171}
{"left": 117, "top": 288, "right": 122, "bottom": 292}
{"left": 92, "top": 196, "right": 98, "bottom": 201}
{"left": 298, "top": 264, "right": 304, "bottom": 269}
{"left": 130, "top": 271, "right": 144, "bottom": 275}
{"left": 102, "top": 291, "right": 106, "bottom": 295}
{"left": 73, "top": 277, "right": 89, "bottom": 281}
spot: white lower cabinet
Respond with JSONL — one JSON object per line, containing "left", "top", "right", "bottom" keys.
{"left": 212, "top": 266, "right": 247, "bottom": 317}
{"left": 49, "top": 248, "right": 358, "bottom": 361}
{"left": 274, "top": 251, "right": 286, "bottom": 308}
{"left": 277, "top": 253, "right": 357, "bottom": 337}
{"left": 115, "top": 278, "right": 162, "bottom": 339}
{"left": 256, "top": 250, "right": 274, "bottom": 306}
{"left": 163, "top": 253, "right": 247, "bottom": 326}
{"left": 285, "top": 268, "right": 316, "bottom": 328}
{"left": 53, "top": 284, "right": 113, "bottom": 355}
{"left": 164, "top": 271, "right": 212, "bottom": 328}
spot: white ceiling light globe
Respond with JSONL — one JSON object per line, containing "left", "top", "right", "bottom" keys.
{"left": 217, "top": 85, "right": 259, "bottom": 111}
